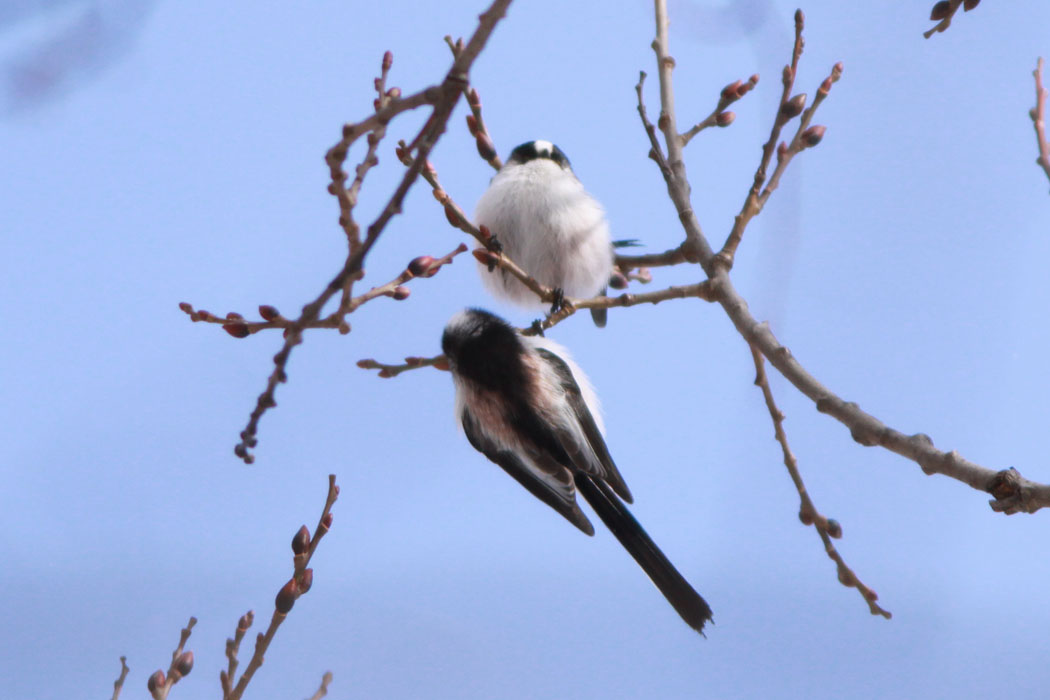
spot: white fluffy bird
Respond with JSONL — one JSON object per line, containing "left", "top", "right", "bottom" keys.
{"left": 474, "top": 140, "right": 614, "bottom": 327}
{"left": 441, "top": 308, "right": 712, "bottom": 632}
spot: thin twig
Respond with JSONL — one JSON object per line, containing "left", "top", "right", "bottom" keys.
{"left": 716, "top": 9, "right": 807, "bottom": 269}
{"left": 444, "top": 36, "right": 502, "bottom": 171}
{"left": 1030, "top": 57, "right": 1050, "bottom": 189}
{"left": 357, "top": 280, "right": 716, "bottom": 378}
{"left": 308, "top": 672, "right": 334, "bottom": 700}
{"left": 643, "top": 0, "right": 1050, "bottom": 513}
{"left": 232, "top": 0, "right": 514, "bottom": 463}
{"left": 111, "top": 656, "right": 129, "bottom": 700}
{"left": 224, "top": 476, "right": 340, "bottom": 700}
{"left": 749, "top": 345, "right": 891, "bottom": 618}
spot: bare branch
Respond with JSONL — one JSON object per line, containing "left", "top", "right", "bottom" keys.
{"left": 230, "top": 0, "right": 514, "bottom": 463}
{"left": 111, "top": 656, "right": 129, "bottom": 700}
{"left": 749, "top": 345, "right": 891, "bottom": 618}
{"left": 640, "top": 0, "right": 1050, "bottom": 513}
{"left": 224, "top": 476, "right": 340, "bottom": 700}
{"left": 147, "top": 618, "right": 196, "bottom": 700}
{"left": 356, "top": 280, "right": 716, "bottom": 378}
{"left": 1031, "top": 57, "right": 1050, "bottom": 189}
{"left": 308, "top": 672, "right": 334, "bottom": 700}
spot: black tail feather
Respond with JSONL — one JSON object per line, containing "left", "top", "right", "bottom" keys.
{"left": 575, "top": 475, "right": 712, "bottom": 634}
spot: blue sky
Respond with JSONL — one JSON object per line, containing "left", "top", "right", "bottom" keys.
{"left": 3, "top": 1, "right": 1050, "bottom": 698}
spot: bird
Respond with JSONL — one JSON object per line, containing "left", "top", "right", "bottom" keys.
{"left": 474, "top": 140, "right": 615, "bottom": 327}
{"left": 441, "top": 308, "right": 712, "bottom": 632}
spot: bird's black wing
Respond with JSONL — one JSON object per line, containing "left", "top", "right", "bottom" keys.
{"left": 461, "top": 407, "right": 594, "bottom": 535}
{"left": 534, "top": 347, "right": 633, "bottom": 503}
{"left": 574, "top": 474, "right": 713, "bottom": 634}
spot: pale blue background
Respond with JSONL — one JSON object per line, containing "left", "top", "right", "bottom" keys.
{"left": 3, "top": 1, "right": 1050, "bottom": 698}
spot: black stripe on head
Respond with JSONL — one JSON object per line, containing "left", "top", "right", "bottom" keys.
{"left": 507, "top": 140, "right": 571, "bottom": 169}
{"left": 442, "top": 308, "right": 530, "bottom": 397}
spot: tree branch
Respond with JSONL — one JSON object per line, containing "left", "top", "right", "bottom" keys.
{"left": 642, "top": 0, "right": 1050, "bottom": 513}
{"left": 749, "top": 345, "right": 891, "bottom": 618}
{"left": 1031, "top": 57, "right": 1050, "bottom": 189}
{"left": 230, "top": 0, "right": 514, "bottom": 463}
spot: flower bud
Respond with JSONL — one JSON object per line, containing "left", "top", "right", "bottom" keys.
{"left": 798, "top": 509, "right": 814, "bottom": 526}
{"left": 175, "top": 651, "right": 194, "bottom": 677}
{"left": 930, "top": 1, "right": 951, "bottom": 20}
{"left": 465, "top": 114, "right": 478, "bottom": 135}
{"left": 801, "top": 125, "right": 826, "bottom": 147}
{"left": 392, "top": 286, "right": 411, "bottom": 300}
{"left": 258, "top": 305, "right": 279, "bottom": 321}
{"left": 721, "top": 80, "right": 742, "bottom": 100}
{"left": 178, "top": 302, "right": 192, "bottom": 313}
{"left": 818, "top": 76, "right": 833, "bottom": 97}
{"left": 444, "top": 204, "right": 459, "bottom": 228}
{"left": 197, "top": 310, "right": 211, "bottom": 321}
{"left": 467, "top": 88, "right": 481, "bottom": 108}
{"left": 475, "top": 132, "right": 497, "bottom": 161}
{"left": 322, "top": 513, "right": 334, "bottom": 530}
{"left": 275, "top": 579, "right": 299, "bottom": 614}
{"left": 407, "top": 255, "right": 435, "bottom": 277}
{"left": 238, "top": 611, "right": 254, "bottom": 632}
{"left": 223, "top": 323, "right": 250, "bottom": 339}
{"left": 147, "top": 670, "right": 165, "bottom": 696}
{"left": 472, "top": 249, "right": 497, "bottom": 268}
{"left": 963, "top": 0, "right": 979, "bottom": 9}
{"left": 298, "top": 568, "right": 314, "bottom": 594}
{"left": 715, "top": 111, "right": 735, "bottom": 127}
{"left": 386, "top": 87, "right": 400, "bottom": 99}
{"left": 826, "top": 518, "right": 842, "bottom": 538}
{"left": 338, "top": 321, "right": 350, "bottom": 335}
{"left": 225, "top": 312, "right": 243, "bottom": 320}
{"left": 292, "top": 525, "right": 310, "bottom": 555}
{"left": 780, "top": 93, "right": 807, "bottom": 119}
{"left": 382, "top": 51, "right": 393, "bottom": 71}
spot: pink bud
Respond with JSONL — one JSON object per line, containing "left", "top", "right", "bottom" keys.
{"left": 392, "top": 286, "right": 411, "bottom": 300}
{"left": 715, "top": 111, "right": 735, "bottom": 127}
{"left": 382, "top": 51, "right": 393, "bottom": 71}
{"left": 223, "top": 323, "right": 250, "bottom": 339}
{"left": 963, "top": 0, "right": 979, "bottom": 9}
{"left": 720, "top": 80, "right": 742, "bottom": 100}
{"left": 292, "top": 525, "right": 310, "bottom": 555}
{"left": 475, "top": 132, "right": 497, "bottom": 161}
{"left": 801, "top": 125, "right": 826, "bottom": 147}
{"left": 258, "top": 305, "right": 279, "bottom": 321}
{"left": 275, "top": 579, "right": 299, "bottom": 614}
{"left": 826, "top": 519, "right": 842, "bottom": 538}
{"left": 147, "top": 670, "right": 165, "bottom": 695}
{"left": 466, "top": 114, "right": 479, "bottom": 135}
{"left": 175, "top": 651, "right": 194, "bottom": 677}
{"left": 407, "top": 256, "right": 435, "bottom": 276}
{"left": 178, "top": 302, "right": 192, "bottom": 313}
{"left": 298, "top": 568, "right": 313, "bottom": 594}
{"left": 780, "top": 93, "right": 807, "bottom": 119}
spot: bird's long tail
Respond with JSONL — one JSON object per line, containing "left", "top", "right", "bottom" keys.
{"left": 575, "top": 475, "right": 713, "bottom": 634}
